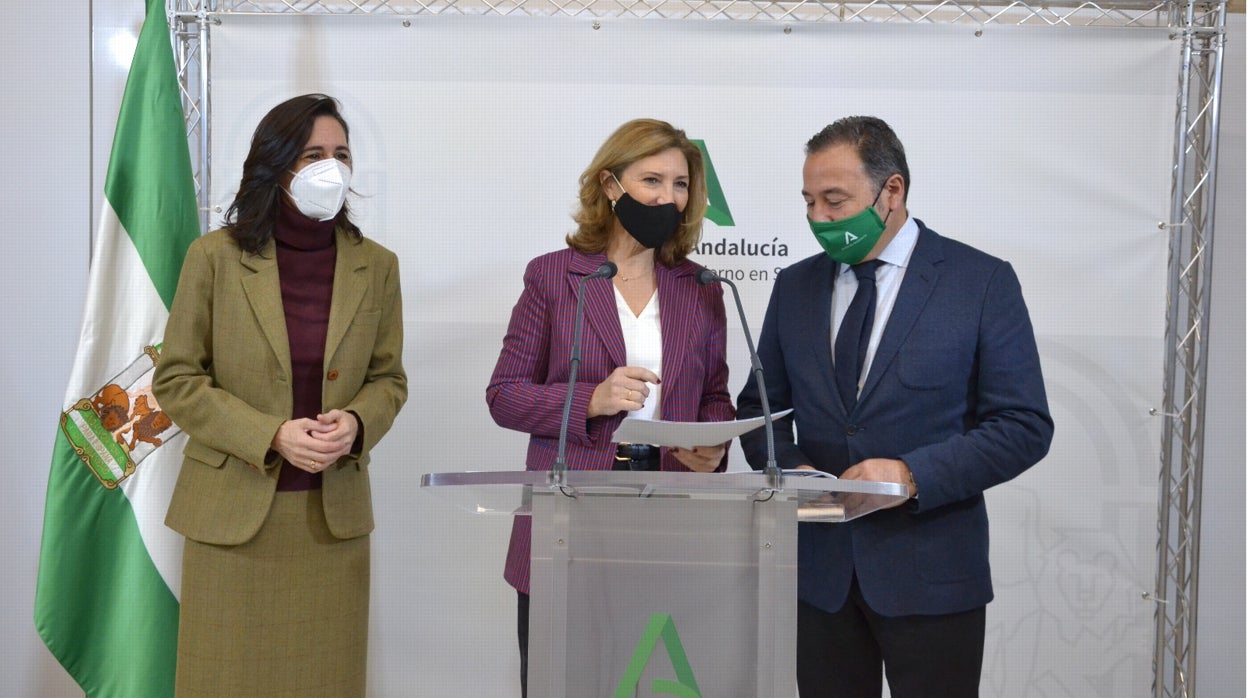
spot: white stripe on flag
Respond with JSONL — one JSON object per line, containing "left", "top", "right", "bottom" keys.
{"left": 71, "top": 202, "right": 184, "bottom": 598}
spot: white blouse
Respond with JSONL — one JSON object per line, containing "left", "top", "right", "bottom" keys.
{"left": 613, "top": 285, "right": 662, "bottom": 421}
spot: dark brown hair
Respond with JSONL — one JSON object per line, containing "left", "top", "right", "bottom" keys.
{"left": 224, "top": 94, "right": 361, "bottom": 254}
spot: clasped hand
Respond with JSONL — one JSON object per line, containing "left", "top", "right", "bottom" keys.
{"left": 271, "top": 409, "right": 359, "bottom": 473}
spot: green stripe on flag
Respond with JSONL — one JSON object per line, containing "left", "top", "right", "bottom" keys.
{"left": 37, "top": 436, "right": 180, "bottom": 697}
{"left": 103, "top": 0, "right": 199, "bottom": 310}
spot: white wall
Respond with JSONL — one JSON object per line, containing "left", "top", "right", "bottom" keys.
{"left": 2, "top": 4, "right": 1242, "bottom": 697}
{"left": 1195, "top": 12, "right": 1246, "bottom": 696}
{"left": 2, "top": 0, "right": 93, "bottom": 695}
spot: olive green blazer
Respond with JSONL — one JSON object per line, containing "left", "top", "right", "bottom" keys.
{"left": 153, "top": 227, "right": 407, "bottom": 545}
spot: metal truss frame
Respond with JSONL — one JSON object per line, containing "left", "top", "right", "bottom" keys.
{"left": 164, "top": 1, "right": 1228, "bottom": 694}
{"left": 1152, "top": 2, "right": 1227, "bottom": 697}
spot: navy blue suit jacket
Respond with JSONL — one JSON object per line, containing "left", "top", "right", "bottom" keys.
{"left": 737, "top": 221, "right": 1053, "bottom": 617}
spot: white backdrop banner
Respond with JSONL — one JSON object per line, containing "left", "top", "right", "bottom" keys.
{"left": 212, "top": 15, "right": 1174, "bottom": 696}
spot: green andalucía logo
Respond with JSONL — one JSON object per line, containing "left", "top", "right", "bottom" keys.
{"left": 613, "top": 613, "right": 702, "bottom": 698}
{"left": 693, "top": 140, "right": 734, "bottom": 227}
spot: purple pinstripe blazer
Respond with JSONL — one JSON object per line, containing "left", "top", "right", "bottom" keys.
{"left": 487, "top": 247, "right": 735, "bottom": 593}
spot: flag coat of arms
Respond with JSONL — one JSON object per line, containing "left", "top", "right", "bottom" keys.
{"left": 35, "top": 0, "right": 200, "bottom": 694}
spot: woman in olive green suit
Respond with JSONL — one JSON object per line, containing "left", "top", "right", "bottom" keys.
{"left": 152, "top": 94, "right": 407, "bottom": 697}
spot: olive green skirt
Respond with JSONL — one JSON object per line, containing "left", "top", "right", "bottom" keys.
{"left": 175, "top": 489, "right": 370, "bottom": 697}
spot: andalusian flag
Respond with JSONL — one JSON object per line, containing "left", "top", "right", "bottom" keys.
{"left": 35, "top": 0, "right": 200, "bottom": 694}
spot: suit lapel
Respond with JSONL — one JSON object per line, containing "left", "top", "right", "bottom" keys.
{"left": 570, "top": 253, "right": 626, "bottom": 367}
{"left": 657, "top": 261, "right": 695, "bottom": 391}
{"left": 239, "top": 242, "right": 292, "bottom": 379}
{"left": 801, "top": 255, "right": 841, "bottom": 408}
{"left": 325, "top": 229, "right": 369, "bottom": 363}
{"left": 859, "top": 228, "right": 941, "bottom": 403}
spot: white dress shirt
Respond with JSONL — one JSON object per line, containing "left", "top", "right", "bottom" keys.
{"left": 830, "top": 216, "right": 920, "bottom": 394}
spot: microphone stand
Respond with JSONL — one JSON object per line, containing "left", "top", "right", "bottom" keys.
{"left": 552, "top": 262, "right": 617, "bottom": 488}
{"left": 698, "top": 270, "right": 782, "bottom": 491}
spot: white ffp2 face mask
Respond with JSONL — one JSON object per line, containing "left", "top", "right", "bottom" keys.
{"left": 287, "top": 158, "right": 351, "bottom": 221}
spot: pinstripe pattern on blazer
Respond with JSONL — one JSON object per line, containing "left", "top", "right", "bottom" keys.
{"left": 153, "top": 227, "right": 408, "bottom": 545}
{"left": 487, "top": 247, "right": 735, "bottom": 593}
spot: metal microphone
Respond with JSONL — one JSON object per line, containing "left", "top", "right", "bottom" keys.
{"left": 552, "top": 261, "right": 618, "bottom": 486}
{"left": 697, "top": 268, "right": 781, "bottom": 489}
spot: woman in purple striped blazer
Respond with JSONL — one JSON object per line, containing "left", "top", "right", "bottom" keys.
{"left": 486, "top": 118, "right": 736, "bottom": 695}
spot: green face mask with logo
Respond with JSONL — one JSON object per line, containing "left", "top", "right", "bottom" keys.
{"left": 807, "top": 179, "right": 892, "bottom": 265}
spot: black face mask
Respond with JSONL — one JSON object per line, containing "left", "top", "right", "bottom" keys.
{"left": 611, "top": 175, "right": 682, "bottom": 249}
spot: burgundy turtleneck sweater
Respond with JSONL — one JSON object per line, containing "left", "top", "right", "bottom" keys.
{"left": 274, "top": 203, "right": 337, "bottom": 491}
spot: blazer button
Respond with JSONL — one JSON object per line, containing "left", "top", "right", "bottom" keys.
{"left": 845, "top": 424, "right": 858, "bottom": 436}
{"left": 327, "top": 369, "right": 340, "bottom": 381}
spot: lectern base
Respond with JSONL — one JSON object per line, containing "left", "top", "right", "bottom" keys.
{"left": 530, "top": 490, "right": 797, "bottom": 698}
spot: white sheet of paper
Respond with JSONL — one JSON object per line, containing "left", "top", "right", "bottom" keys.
{"left": 610, "top": 409, "right": 794, "bottom": 450}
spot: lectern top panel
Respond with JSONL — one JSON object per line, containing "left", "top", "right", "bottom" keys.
{"left": 420, "top": 470, "right": 908, "bottom": 522}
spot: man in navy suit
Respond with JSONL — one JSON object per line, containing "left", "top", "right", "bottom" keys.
{"left": 737, "top": 116, "right": 1054, "bottom": 697}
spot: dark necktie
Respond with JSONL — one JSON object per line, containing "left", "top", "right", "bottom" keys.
{"left": 834, "top": 259, "right": 883, "bottom": 411}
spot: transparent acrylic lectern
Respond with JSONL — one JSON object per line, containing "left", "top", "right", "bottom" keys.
{"left": 420, "top": 469, "right": 907, "bottom": 698}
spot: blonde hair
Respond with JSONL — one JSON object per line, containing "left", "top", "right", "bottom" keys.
{"left": 567, "top": 119, "right": 707, "bottom": 266}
